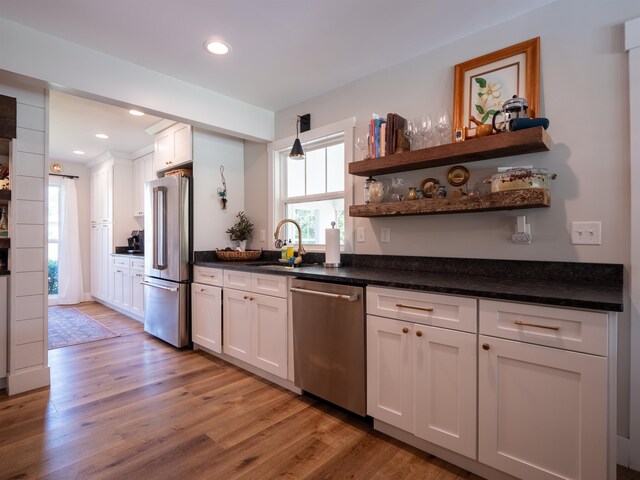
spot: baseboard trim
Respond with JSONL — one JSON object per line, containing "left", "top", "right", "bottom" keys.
{"left": 93, "top": 299, "right": 143, "bottom": 323}
{"left": 7, "top": 366, "right": 50, "bottom": 395}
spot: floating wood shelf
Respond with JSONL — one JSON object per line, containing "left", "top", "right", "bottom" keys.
{"left": 349, "top": 189, "right": 550, "bottom": 218}
{"left": 0, "top": 237, "right": 9, "bottom": 248}
{"left": 348, "top": 127, "right": 551, "bottom": 177}
{"left": 0, "top": 189, "right": 10, "bottom": 205}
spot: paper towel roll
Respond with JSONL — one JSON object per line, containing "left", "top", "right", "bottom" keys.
{"left": 325, "top": 228, "right": 341, "bottom": 266}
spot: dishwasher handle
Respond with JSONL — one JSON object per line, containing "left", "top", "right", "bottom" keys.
{"left": 290, "top": 287, "right": 359, "bottom": 302}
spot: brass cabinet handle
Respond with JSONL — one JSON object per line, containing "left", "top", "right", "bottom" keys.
{"left": 482, "top": 343, "right": 490, "bottom": 350}
{"left": 514, "top": 320, "right": 560, "bottom": 331}
{"left": 395, "top": 303, "right": 434, "bottom": 312}
{"left": 402, "top": 327, "right": 409, "bottom": 334}
{"left": 200, "top": 288, "right": 205, "bottom": 292}
{"left": 243, "top": 295, "right": 250, "bottom": 300}
{"left": 416, "top": 330, "right": 423, "bottom": 337}
{"left": 250, "top": 297, "right": 255, "bottom": 301}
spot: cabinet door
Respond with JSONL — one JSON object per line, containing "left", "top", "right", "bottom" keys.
{"left": 111, "top": 265, "right": 130, "bottom": 309}
{"left": 192, "top": 283, "right": 222, "bottom": 353}
{"left": 132, "top": 157, "right": 145, "bottom": 216}
{"left": 414, "top": 326, "right": 477, "bottom": 459}
{"left": 251, "top": 294, "right": 287, "bottom": 378}
{"left": 366, "top": 314, "right": 414, "bottom": 432}
{"left": 172, "top": 124, "right": 192, "bottom": 166}
{"left": 100, "top": 224, "right": 112, "bottom": 300}
{"left": 155, "top": 129, "right": 173, "bottom": 172}
{"left": 90, "top": 225, "right": 102, "bottom": 297}
{"left": 90, "top": 171, "right": 101, "bottom": 224}
{"left": 478, "top": 335, "right": 607, "bottom": 480}
{"left": 130, "top": 270, "right": 144, "bottom": 317}
{"left": 223, "top": 289, "right": 252, "bottom": 363}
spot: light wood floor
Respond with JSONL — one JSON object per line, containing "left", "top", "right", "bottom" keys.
{"left": 1, "top": 302, "right": 637, "bottom": 480}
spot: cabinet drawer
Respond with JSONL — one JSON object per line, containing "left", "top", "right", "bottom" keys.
{"left": 479, "top": 300, "right": 608, "bottom": 356}
{"left": 194, "top": 266, "right": 223, "bottom": 287}
{"left": 130, "top": 258, "right": 145, "bottom": 271}
{"left": 223, "top": 270, "right": 251, "bottom": 291}
{"left": 367, "top": 286, "right": 477, "bottom": 333}
{"left": 112, "top": 256, "right": 129, "bottom": 269}
{"left": 252, "top": 273, "right": 288, "bottom": 298}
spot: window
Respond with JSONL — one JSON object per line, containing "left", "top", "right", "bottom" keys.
{"left": 48, "top": 183, "right": 60, "bottom": 295}
{"left": 269, "top": 117, "right": 355, "bottom": 252}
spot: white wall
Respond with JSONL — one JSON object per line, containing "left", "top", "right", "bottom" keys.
{"left": 1, "top": 73, "right": 50, "bottom": 394}
{"left": 245, "top": 1, "right": 640, "bottom": 442}
{"left": 192, "top": 128, "right": 245, "bottom": 251}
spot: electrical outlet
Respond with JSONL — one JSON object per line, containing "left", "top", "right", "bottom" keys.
{"left": 357, "top": 227, "right": 366, "bottom": 242}
{"left": 571, "top": 221, "right": 601, "bottom": 245}
{"left": 259, "top": 229, "right": 266, "bottom": 242}
{"left": 381, "top": 227, "right": 391, "bottom": 243}
{"left": 512, "top": 232, "right": 532, "bottom": 244}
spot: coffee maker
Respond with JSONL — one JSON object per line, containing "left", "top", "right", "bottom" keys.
{"left": 127, "top": 230, "right": 144, "bottom": 253}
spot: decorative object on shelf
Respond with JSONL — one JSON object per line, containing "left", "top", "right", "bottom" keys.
{"left": 215, "top": 248, "right": 262, "bottom": 261}
{"left": 469, "top": 115, "right": 494, "bottom": 138}
{"left": 0, "top": 164, "right": 9, "bottom": 190}
{"left": 217, "top": 165, "right": 228, "bottom": 209}
{"left": 492, "top": 95, "right": 529, "bottom": 132}
{"left": 436, "top": 185, "right": 447, "bottom": 198}
{"left": 509, "top": 117, "right": 550, "bottom": 131}
{"left": 390, "top": 177, "right": 408, "bottom": 202}
{"left": 486, "top": 167, "right": 556, "bottom": 193}
{"left": 420, "top": 177, "right": 440, "bottom": 199}
{"left": 226, "top": 211, "right": 254, "bottom": 250}
{"left": 407, "top": 187, "right": 417, "bottom": 200}
{"left": 289, "top": 113, "right": 310, "bottom": 159}
{"left": 50, "top": 162, "right": 63, "bottom": 173}
{"left": 364, "top": 176, "right": 376, "bottom": 204}
{"left": 368, "top": 181, "right": 389, "bottom": 204}
{"left": 0, "top": 206, "right": 7, "bottom": 237}
{"left": 453, "top": 37, "right": 540, "bottom": 142}
{"left": 355, "top": 131, "right": 368, "bottom": 160}
{"left": 447, "top": 166, "right": 470, "bottom": 187}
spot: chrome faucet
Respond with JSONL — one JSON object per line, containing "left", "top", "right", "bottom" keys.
{"left": 274, "top": 218, "right": 305, "bottom": 262}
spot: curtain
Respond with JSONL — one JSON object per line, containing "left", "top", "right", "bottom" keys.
{"left": 57, "top": 178, "right": 84, "bottom": 304}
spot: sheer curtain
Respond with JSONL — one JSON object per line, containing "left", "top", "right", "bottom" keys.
{"left": 57, "top": 177, "right": 84, "bottom": 304}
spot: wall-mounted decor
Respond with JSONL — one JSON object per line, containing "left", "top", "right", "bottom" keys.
{"left": 452, "top": 37, "right": 540, "bottom": 140}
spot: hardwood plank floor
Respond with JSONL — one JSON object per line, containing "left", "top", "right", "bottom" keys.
{"left": 0, "top": 303, "right": 636, "bottom": 479}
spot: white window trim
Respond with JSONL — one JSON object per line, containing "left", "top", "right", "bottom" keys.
{"left": 268, "top": 117, "right": 355, "bottom": 253}
{"left": 47, "top": 177, "right": 61, "bottom": 303}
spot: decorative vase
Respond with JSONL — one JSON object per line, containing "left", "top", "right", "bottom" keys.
{"left": 238, "top": 240, "right": 247, "bottom": 251}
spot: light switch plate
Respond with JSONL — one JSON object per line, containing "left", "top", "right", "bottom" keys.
{"left": 571, "top": 221, "right": 602, "bottom": 245}
{"left": 259, "top": 229, "right": 266, "bottom": 242}
{"left": 356, "top": 227, "right": 365, "bottom": 242}
{"left": 381, "top": 227, "right": 390, "bottom": 243}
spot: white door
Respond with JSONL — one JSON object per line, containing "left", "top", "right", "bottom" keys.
{"left": 130, "top": 270, "right": 144, "bottom": 317}
{"left": 100, "top": 224, "right": 112, "bottom": 300}
{"left": 223, "top": 289, "right": 252, "bottom": 363}
{"left": 366, "top": 315, "right": 414, "bottom": 432}
{"left": 251, "top": 293, "right": 287, "bottom": 378}
{"left": 192, "top": 283, "right": 222, "bottom": 353}
{"left": 478, "top": 335, "right": 608, "bottom": 480}
{"left": 414, "top": 325, "right": 477, "bottom": 459}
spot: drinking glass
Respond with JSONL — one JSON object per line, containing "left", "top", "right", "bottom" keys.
{"left": 406, "top": 120, "right": 419, "bottom": 150}
{"left": 355, "top": 131, "right": 368, "bottom": 160}
{"left": 418, "top": 115, "right": 435, "bottom": 148}
{"left": 436, "top": 111, "right": 452, "bottom": 145}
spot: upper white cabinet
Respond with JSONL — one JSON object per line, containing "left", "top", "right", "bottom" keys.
{"left": 132, "top": 151, "right": 154, "bottom": 217}
{"left": 90, "top": 164, "right": 113, "bottom": 224}
{"left": 154, "top": 123, "right": 192, "bottom": 173}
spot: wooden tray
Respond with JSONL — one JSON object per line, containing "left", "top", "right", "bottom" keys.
{"left": 215, "top": 249, "right": 262, "bottom": 261}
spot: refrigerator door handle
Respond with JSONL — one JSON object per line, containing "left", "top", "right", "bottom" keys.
{"left": 152, "top": 186, "right": 167, "bottom": 270}
{"left": 141, "top": 280, "right": 178, "bottom": 292}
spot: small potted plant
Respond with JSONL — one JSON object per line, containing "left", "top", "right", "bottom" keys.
{"left": 226, "top": 211, "right": 254, "bottom": 251}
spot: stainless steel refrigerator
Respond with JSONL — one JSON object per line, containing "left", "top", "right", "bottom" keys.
{"left": 143, "top": 174, "right": 191, "bottom": 347}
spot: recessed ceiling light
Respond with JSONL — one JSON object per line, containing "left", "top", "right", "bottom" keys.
{"left": 204, "top": 39, "right": 230, "bottom": 55}
{"left": 73, "top": 150, "right": 85, "bottom": 155}
{"left": 95, "top": 133, "right": 109, "bottom": 139}
{"left": 129, "top": 109, "right": 144, "bottom": 116}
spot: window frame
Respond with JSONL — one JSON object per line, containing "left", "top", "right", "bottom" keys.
{"left": 47, "top": 178, "right": 62, "bottom": 298}
{"left": 268, "top": 117, "right": 355, "bottom": 253}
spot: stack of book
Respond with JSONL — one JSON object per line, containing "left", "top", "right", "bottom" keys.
{"left": 368, "top": 113, "right": 410, "bottom": 158}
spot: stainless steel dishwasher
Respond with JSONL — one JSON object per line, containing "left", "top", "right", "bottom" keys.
{"left": 290, "top": 278, "right": 366, "bottom": 416}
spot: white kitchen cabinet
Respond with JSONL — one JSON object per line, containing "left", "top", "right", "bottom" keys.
{"left": 154, "top": 123, "right": 192, "bottom": 173}
{"left": 191, "top": 282, "right": 222, "bottom": 354}
{"left": 90, "top": 223, "right": 112, "bottom": 300}
{"left": 222, "top": 270, "right": 288, "bottom": 378}
{"left": 132, "top": 151, "right": 153, "bottom": 217}
{"left": 367, "top": 293, "right": 477, "bottom": 459}
{"left": 90, "top": 165, "right": 112, "bottom": 224}
{"left": 105, "top": 254, "right": 144, "bottom": 320}
{"left": 110, "top": 261, "right": 131, "bottom": 310}
{"left": 129, "top": 257, "right": 145, "bottom": 317}
{"left": 478, "top": 299, "right": 612, "bottom": 480}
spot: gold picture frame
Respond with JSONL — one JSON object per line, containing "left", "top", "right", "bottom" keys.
{"left": 452, "top": 37, "right": 540, "bottom": 140}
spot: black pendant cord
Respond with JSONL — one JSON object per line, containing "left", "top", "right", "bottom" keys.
{"left": 48, "top": 173, "right": 79, "bottom": 179}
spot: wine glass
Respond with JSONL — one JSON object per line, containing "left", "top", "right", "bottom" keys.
{"left": 406, "top": 120, "right": 419, "bottom": 150}
{"left": 355, "top": 131, "right": 368, "bottom": 160}
{"left": 436, "top": 111, "right": 452, "bottom": 145}
{"left": 418, "top": 115, "right": 434, "bottom": 148}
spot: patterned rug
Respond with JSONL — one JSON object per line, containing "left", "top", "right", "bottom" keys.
{"left": 48, "top": 306, "right": 120, "bottom": 350}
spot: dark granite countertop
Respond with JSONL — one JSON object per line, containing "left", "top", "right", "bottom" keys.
{"left": 193, "top": 252, "right": 623, "bottom": 312}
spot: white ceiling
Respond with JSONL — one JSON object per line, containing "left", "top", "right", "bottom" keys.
{"left": 1, "top": 0, "right": 556, "bottom": 164}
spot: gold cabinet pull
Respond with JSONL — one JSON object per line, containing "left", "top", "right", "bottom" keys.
{"left": 395, "top": 303, "right": 434, "bottom": 313}
{"left": 243, "top": 295, "right": 250, "bottom": 300}
{"left": 416, "top": 330, "right": 423, "bottom": 337}
{"left": 482, "top": 343, "right": 490, "bottom": 350}
{"left": 402, "top": 327, "right": 409, "bottom": 334}
{"left": 514, "top": 320, "right": 560, "bottom": 331}
{"left": 200, "top": 288, "right": 205, "bottom": 292}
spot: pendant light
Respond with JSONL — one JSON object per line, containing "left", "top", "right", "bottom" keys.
{"left": 289, "top": 114, "right": 310, "bottom": 159}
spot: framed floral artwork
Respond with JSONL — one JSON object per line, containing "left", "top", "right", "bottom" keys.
{"left": 452, "top": 37, "right": 540, "bottom": 140}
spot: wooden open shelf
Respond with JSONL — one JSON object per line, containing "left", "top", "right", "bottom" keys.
{"left": 0, "top": 189, "right": 10, "bottom": 205}
{"left": 349, "top": 189, "right": 550, "bottom": 218}
{"left": 348, "top": 127, "right": 551, "bottom": 177}
{"left": 0, "top": 237, "right": 9, "bottom": 248}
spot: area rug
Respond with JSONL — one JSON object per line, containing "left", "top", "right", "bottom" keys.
{"left": 48, "top": 306, "right": 120, "bottom": 350}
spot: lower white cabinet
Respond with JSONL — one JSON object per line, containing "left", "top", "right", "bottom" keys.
{"left": 129, "top": 260, "right": 145, "bottom": 317}
{"left": 478, "top": 300, "right": 611, "bottom": 480}
{"left": 367, "top": 313, "right": 477, "bottom": 459}
{"left": 191, "top": 282, "right": 222, "bottom": 353}
{"left": 223, "top": 270, "right": 288, "bottom": 379}
{"left": 105, "top": 255, "right": 144, "bottom": 319}
{"left": 110, "top": 263, "right": 131, "bottom": 309}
